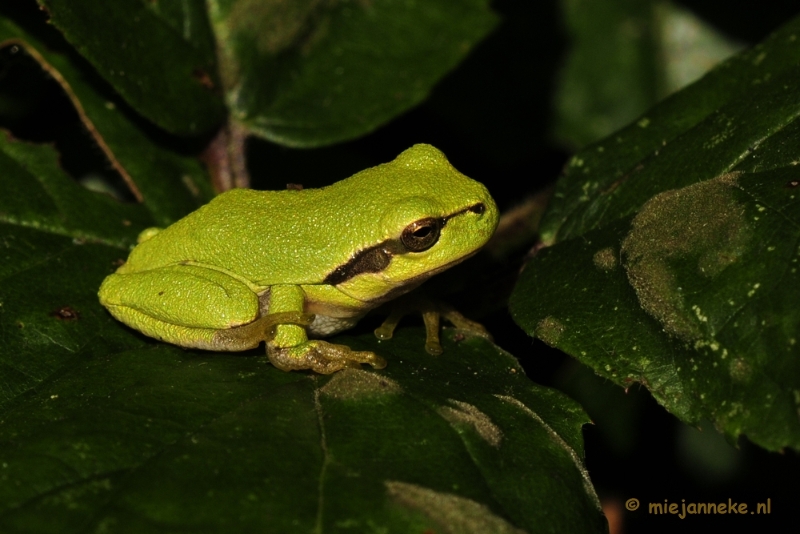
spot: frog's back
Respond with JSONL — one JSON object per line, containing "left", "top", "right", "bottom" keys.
{"left": 118, "top": 188, "right": 348, "bottom": 286}
{"left": 117, "top": 144, "right": 495, "bottom": 287}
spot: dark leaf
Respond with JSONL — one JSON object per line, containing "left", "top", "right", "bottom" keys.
{"left": 0, "top": 121, "right": 606, "bottom": 533}
{"left": 554, "top": 0, "right": 743, "bottom": 148}
{"left": 202, "top": 0, "right": 499, "bottom": 146}
{"left": 1, "top": 17, "right": 215, "bottom": 224}
{"left": 541, "top": 15, "right": 800, "bottom": 244}
{"left": 36, "top": 0, "right": 225, "bottom": 135}
{"left": 511, "top": 15, "right": 800, "bottom": 452}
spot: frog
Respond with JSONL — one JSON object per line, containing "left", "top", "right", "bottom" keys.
{"left": 98, "top": 144, "right": 499, "bottom": 374}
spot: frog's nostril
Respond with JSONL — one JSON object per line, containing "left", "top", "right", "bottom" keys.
{"left": 469, "top": 203, "right": 486, "bottom": 215}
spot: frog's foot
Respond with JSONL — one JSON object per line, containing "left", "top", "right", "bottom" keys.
{"left": 267, "top": 340, "right": 387, "bottom": 374}
{"left": 439, "top": 308, "right": 493, "bottom": 342}
{"left": 374, "top": 296, "right": 492, "bottom": 355}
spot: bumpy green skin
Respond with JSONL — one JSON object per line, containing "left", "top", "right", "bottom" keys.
{"left": 99, "top": 144, "right": 499, "bottom": 373}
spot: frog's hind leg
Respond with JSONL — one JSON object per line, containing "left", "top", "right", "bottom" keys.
{"left": 99, "top": 264, "right": 264, "bottom": 350}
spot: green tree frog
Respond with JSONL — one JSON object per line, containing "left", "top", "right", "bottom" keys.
{"left": 99, "top": 144, "right": 498, "bottom": 374}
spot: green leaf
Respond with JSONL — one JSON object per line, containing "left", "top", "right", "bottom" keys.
{"left": 0, "top": 135, "right": 150, "bottom": 247}
{"left": 555, "top": 0, "right": 660, "bottom": 148}
{"left": 1, "top": 17, "right": 215, "bottom": 225}
{"left": 554, "top": 0, "right": 743, "bottom": 148}
{"left": 542, "top": 14, "right": 800, "bottom": 245}
{"left": 511, "top": 16, "right": 800, "bottom": 451}
{"left": 32, "top": 1, "right": 497, "bottom": 147}
{"left": 206, "top": 0, "right": 499, "bottom": 146}
{"left": 36, "top": 0, "right": 226, "bottom": 135}
{"left": 0, "top": 332, "right": 605, "bottom": 532}
{"left": 0, "top": 118, "right": 606, "bottom": 532}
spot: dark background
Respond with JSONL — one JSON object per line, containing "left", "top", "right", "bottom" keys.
{"left": 1, "top": 1, "right": 799, "bottom": 532}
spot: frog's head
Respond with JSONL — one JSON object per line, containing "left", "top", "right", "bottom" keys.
{"left": 326, "top": 144, "right": 499, "bottom": 303}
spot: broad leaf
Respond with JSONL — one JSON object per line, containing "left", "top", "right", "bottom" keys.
{"left": 205, "top": 0, "right": 498, "bottom": 146}
{"left": 0, "top": 131, "right": 606, "bottom": 532}
{"left": 542, "top": 15, "right": 800, "bottom": 244}
{"left": 35, "top": 0, "right": 498, "bottom": 147}
{"left": 36, "top": 0, "right": 225, "bottom": 135}
{"left": 511, "top": 16, "right": 800, "bottom": 451}
{"left": 555, "top": 0, "right": 659, "bottom": 148}
{"left": 554, "top": 0, "right": 742, "bottom": 148}
{"left": 0, "top": 17, "right": 214, "bottom": 225}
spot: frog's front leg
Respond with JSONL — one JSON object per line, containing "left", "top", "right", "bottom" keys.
{"left": 264, "top": 285, "right": 387, "bottom": 374}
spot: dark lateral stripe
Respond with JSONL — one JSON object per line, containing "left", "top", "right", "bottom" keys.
{"left": 323, "top": 202, "right": 486, "bottom": 285}
{"left": 323, "top": 242, "right": 394, "bottom": 285}
{"left": 439, "top": 202, "right": 486, "bottom": 228}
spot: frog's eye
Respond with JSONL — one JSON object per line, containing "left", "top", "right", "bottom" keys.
{"left": 401, "top": 218, "right": 441, "bottom": 252}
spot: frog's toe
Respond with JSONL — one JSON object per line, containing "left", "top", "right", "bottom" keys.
{"left": 354, "top": 350, "right": 387, "bottom": 370}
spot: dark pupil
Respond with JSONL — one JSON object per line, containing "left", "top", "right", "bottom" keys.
{"left": 414, "top": 227, "right": 432, "bottom": 237}
{"left": 401, "top": 218, "right": 440, "bottom": 252}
